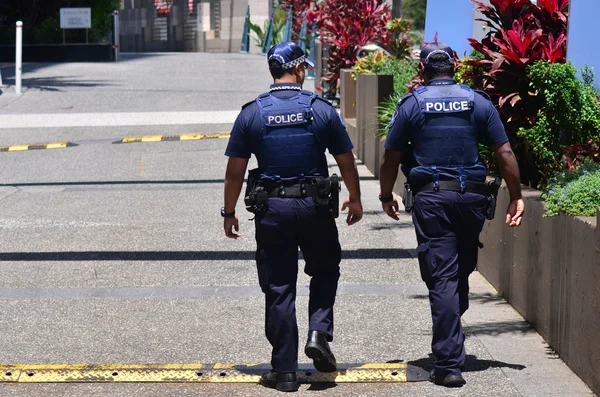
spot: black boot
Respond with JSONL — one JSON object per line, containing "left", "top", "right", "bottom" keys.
{"left": 260, "top": 371, "right": 299, "bottom": 392}
{"left": 429, "top": 369, "right": 466, "bottom": 388}
{"left": 304, "top": 330, "right": 337, "bottom": 373}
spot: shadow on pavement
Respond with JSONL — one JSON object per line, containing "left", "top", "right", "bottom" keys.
{"left": 3, "top": 76, "right": 118, "bottom": 92}
{"left": 0, "top": 248, "right": 414, "bottom": 261}
{"left": 394, "top": 354, "right": 526, "bottom": 374}
{"left": 466, "top": 319, "right": 537, "bottom": 336}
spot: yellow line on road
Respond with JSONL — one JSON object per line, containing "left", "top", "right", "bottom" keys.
{"left": 0, "top": 142, "right": 74, "bottom": 152}
{"left": 0, "top": 363, "right": 423, "bottom": 383}
{"left": 117, "top": 133, "right": 230, "bottom": 144}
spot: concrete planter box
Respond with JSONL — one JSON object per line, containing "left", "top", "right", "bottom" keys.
{"left": 479, "top": 185, "right": 600, "bottom": 395}
{"left": 340, "top": 69, "right": 358, "bottom": 155}
{"left": 356, "top": 73, "right": 393, "bottom": 178}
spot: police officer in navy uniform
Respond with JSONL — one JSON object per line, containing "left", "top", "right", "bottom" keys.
{"left": 222, "top": 42, "right": 363, "bottom": 392}
{"left": 379, "top": 42, "right": 525, "bottom": 387}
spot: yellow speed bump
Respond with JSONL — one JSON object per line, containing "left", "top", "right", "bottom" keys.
{"left": 0, "top": 142, "right": 76, "bottom": 152}
{"left": 116, "top": 133, "right": 230, "bottom": 144}
{"left": 0, "top": 363, "right": 429, "bottom": 383}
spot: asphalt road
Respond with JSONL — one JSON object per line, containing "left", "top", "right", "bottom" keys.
{"left": 0, "top": 53, "right": 594, "bottom": 397}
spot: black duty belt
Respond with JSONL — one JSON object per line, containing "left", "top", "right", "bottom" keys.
{"left": 267, "top": 185, "right": 316, "bottom": 198}
{"left": 413, "top": 180, "right": 488, "bottom": 195}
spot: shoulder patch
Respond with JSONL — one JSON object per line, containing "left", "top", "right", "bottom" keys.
{"left": 415, "top": 86, "right": 428, "bottom": 94}
{"left": 475, "top": 90, "right": 492, "bottom": 101}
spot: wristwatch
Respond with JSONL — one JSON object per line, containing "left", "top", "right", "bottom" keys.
{"left": 379, "top": 194, "right": 394, "bottom": 203}
{"left": 221, "top": 207, "right": 236, "bottom": 218}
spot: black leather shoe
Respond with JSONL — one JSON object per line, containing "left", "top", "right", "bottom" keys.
{"left": 429, "top": 369, "right": 466, "bottom": 388}
{"left": 304, "top": 330, "right": 337, "bottom": 373}
{"left": 260, "top": 371, "right": 299, "bottom": 392}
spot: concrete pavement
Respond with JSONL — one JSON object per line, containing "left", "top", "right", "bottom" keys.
{"left": 0, "top": 53, "right": 595, "bottom": 396}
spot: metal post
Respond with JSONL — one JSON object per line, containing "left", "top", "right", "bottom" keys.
{"left": 283, "top": 6, "right": 293, "bottom": 42}
{"left": 113, "top": 11, "right": 120, "bottom": 61}
{"left": 240, "top": 5, "right": 250, "bottom": 53}
{"left": 307, "top": 21, "right": 317, "bottom": 80}
{"left": 261, "top": 11, "right": 275, "bottom": 55}
{"left": 15, "top": 21, "right": 22, "bottom": 95}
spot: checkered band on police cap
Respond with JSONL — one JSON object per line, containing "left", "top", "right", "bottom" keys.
{"left": 267, "top": 42, "right": 315, "bottom": 70}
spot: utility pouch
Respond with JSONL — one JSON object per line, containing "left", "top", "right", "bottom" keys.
{"left": 402, "top": 183, "right": 414, "bottom": 213}
{"left": 312, "top": 178, "right": 332, "bottom": 208}
{"left": 486, "top": 176, "right": 502, "bottom": 220}
{"left": 244, "top": 168, "right": 268, "bottom": 214}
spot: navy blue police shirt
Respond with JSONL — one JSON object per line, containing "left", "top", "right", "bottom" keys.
{"left": 225, "top": 83, "right": 353, "bottom": 178}
{"left": 385, "top": 78, "right": 508, "bottom": 185}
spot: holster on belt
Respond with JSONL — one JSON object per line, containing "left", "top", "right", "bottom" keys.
{"left": 486, "top": 176, "right": 502, "bottom": 220}
{"left": 402, "top": 182, "right": 414, "bottom": 213}
{"left": 244, "top": 168, "right": 268, "bottom": 214}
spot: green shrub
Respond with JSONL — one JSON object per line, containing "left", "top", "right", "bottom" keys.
{"left": 542, "top": 160, "right": 600, "bottom": 217}
{"left": 352, "top": 53, "right": 417, "bottom": 137}
{"left": 378, "top": 91, "right": 403, "bottom": 137}
{"left": 247, "top": 5, "right": 286, "bottom": 49}
{"left": 517, "top": 61, "right": 600, "bottom": 184}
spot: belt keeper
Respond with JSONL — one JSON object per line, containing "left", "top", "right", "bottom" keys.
{"left": 433, "top": 181, "right": 440, "bottom": 191}
{"left": 278, "top": 185, "right": 286, "bottom": 197}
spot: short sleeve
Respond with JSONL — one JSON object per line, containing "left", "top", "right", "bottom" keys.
{"left": 224, "top": 108, "right": 252, "bottom": 159}
{"left": 327, "top": 106, "right": 354, "bottom": 155}
{"left": 384, "top": 96, "right": 417, "bottom": 152}
{"left": 479, "top": 99, "right": 509, "bottom": 147}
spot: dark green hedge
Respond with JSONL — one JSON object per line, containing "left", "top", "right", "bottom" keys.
{"left": 0, "top": 0, "right": 120, "bottom": 45}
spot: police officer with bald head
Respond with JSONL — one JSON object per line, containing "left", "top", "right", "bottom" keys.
{"left": 379, "top": 42, "right": 525, "bottom": 387}
{"left": 222, "top": 42, "right": 363, "bottom": 392}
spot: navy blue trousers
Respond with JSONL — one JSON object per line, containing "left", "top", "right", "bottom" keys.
{"left": 412, "top": 190, "right": 487, "bottom": 376}
{"left": 255, "top": 197, "right": 341, "bottom": 373}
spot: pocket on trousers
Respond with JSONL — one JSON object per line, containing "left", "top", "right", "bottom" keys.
{"left": 416, "top": 242, "right": 435, "bottom": 283}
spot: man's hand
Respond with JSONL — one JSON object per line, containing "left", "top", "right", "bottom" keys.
{"left": 224, "top": 216, "right": 241, "bottom": 238}
{"left": 382, "top": 197, "right": 401, "bottom": 220}
{"left": 506, "top": 199, "right": 525, "bottom": 227}
{"left": 341, "top": 197, "right": 363, "bottom": 226}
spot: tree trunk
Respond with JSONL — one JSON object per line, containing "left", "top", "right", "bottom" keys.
{"left": 392, "top": 0, "right": 403, "bottom": 19}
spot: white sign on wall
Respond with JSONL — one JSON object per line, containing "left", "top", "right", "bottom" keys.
{"left": 60, "top": 8, "right": 92, "bottom": 29}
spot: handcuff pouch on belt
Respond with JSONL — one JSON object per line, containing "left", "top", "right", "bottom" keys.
{"left": 244, "top": 168, "right": 268, "bottom": 214}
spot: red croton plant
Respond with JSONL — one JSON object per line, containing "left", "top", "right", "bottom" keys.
{"left": 279, "top": 0, "right": 318, "bottom": 41}
{"left": 464, "top": 0, "right": 569, "bottom": 185}
{"left": 315, "top": 0, "right": 391, "bottom": 96}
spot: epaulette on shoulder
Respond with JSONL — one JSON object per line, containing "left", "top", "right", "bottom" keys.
{"left": 241, "top": 99, "right": 255, "bottom": 110}
{"left": 415, "top": 86, "right": 428, "bottom": 94}
{"left": 312, "top": 94, "right": 333, "bottom": 106}
{"left": 398, "top": 93, "right": 414, "bottom": 106}
{"left": 460, "top": 84, "right": 473, "bottom": 91}
{"left": 474, "top": 90, "right": 492, "bottom": 101}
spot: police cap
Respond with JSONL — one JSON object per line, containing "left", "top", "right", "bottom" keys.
{"left": 267, "top": 42, "right": 314, "bottom": 70}
{"left": 420, "top": 42, "right": 455, "bottom": 67}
